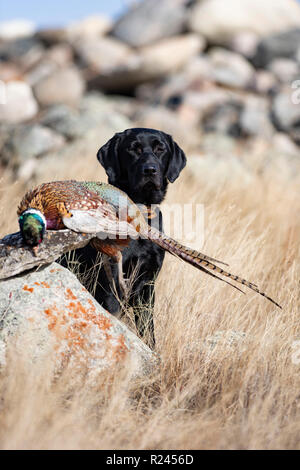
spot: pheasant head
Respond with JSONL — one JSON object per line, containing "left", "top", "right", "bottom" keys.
{"left": 18, "top": 209, "right": 46, "bottom": 249}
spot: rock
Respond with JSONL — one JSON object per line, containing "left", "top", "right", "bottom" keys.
{"left": 208, "top": 48, "right": 256, "bottom": 89}
{"left": 272, "top": 87, "right": 300, "bottom": 131}
{"left": 268, "top": 58, "right": 299, "bottom": 84}
{"left": 35, "top": 28, "right": 68, "bottom": 46}
{"left": 254, "top": 69, "right": 278, "bottom": 95}
{"left": 188, "top": 0, "right": 300, "bottom": 44}
{"left": 40, "top": 93, "right": 131, "bottom": 140}
{"left": 0, "top": 19, "right": 35, "bottom": 40}
{"left": 202, "top": 101, "right": 243, "bottom": 137}
{"left": 0, "top": 81, "right": 38, "bottom": 123}
{"left": 228, "top": 32, "right": 260, "bottom": 59}
{"left": 240, "top": 96, "right": 274, "bottom": 137}
{"left": 184, "top": 86, "right": 235, "bottom": 119}
{"left": 134, "top": 105, "right": 200, "bottom": 151}
{"left": 90, "top": 34, "right": 204, "bottom": 92}
{"left": 1, "top": 124, "right": 65, "bottom": 166}
{"left": 33, "top": 67, "right": 85, "bottom": 107}
{"left": 45, "top": 43, "right": 74, "bottom": 67}
{"left": 111, "top": 0, "right": 188, "bottom": 47}
{"left": 66, "top": 15, "right": 112, "bottom": 39}
{"left": 25, "top": 60, "right": 58, "bottom": 87}
{"left": 254, "top": 29, "right": 300, "bottom": 68}
{"left": 73, "top": 36, "right": 132, "bottom": 73}
{"left": 0, "top": 37, "right": 44, "bottom": 70}
{"left": 0, "top": 62, "right": 22, "bottom": 82}
{"left": 40, "top": 104, "right": 81, "bottom": 139}
{"left": 0, "top": 263, "right": 155, "bottom": 377}
{"left": 16, "top": 157, "right": 38, "bottom": 181}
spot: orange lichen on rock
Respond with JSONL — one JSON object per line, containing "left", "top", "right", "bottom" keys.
{"left": 41, "top": 291, "right": 130, "bottom": 366}
{"left": 113, "top": 334, "right": 129, "bottom": 361}
{"left": 23, "top": 285, "right": 34, "bottom": 293}
{"left": 65, "top": 288, "right": 77, "bottom": 300}
{"left": 41, "top": 281, "right": 50, "bottom": 288}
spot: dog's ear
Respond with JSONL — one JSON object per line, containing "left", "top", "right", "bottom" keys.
{"left": 97, "top": 133, "right": 122, "bottom": 185}
{"left": 165, "top": 134, "right": 187, "bottom": 183}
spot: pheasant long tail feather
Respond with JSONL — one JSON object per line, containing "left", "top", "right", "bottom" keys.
{"left": 147, "top": 227, "right": 281, "bottom": 309}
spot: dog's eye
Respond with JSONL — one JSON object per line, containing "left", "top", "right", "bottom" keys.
{"left": 128, "top": 145, "right": 142, "bottom": 155}
{"left": 154, "top": 146, "right": 164, "bottom": 155}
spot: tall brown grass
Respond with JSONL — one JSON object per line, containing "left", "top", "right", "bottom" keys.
{"left": 0, "top": 145, "right": 299, "bottom": 449}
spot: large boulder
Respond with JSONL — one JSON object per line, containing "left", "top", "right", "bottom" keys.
{"left": 111, "top": 0, "right": 188, "bottom": 47}
{"left": 208, "top": 48, "right": 256, "bottom": 89}
{"left": 254, "top": 29, "right": 300, "bottom": 68}
{"left": 33, "top": 67, "right": 85, "bottom": 107}
{"left": 0, "top": 124, "right": 65, "bottom": 167}
{"left": 90, "top": 34, "right": 204, "bottom": 92}
{"left": 272, "top": 86, "right": 300, "bottom": 144}
{"left": 66, "top": 15, "right": 112, "bottom": 39}
{"left": 240, "top": 96, "right": 274, "bottom": 137}
{"left": 0, "top": 81, "right": 38, "bottom": 124}
{"left": 0, "top": 19, "right": 36, "bottom": 40}
{"left": 73, "top": 36, "right": 132, "bottom": 73}
{"left": 0, "top": 36, "right": 44, "bottom": 69}
{"left": 188, "top": 0, "right": 300, "bottom": 44}
{"left": 0, "top": 263, "right": 155, "bottom": 377}
{"left": 40, "top": 93, "right": 132, "bottom": 140}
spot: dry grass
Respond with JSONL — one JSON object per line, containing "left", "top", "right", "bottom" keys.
{"left": 0, "top": 147, "right": 299, "bottom": 450}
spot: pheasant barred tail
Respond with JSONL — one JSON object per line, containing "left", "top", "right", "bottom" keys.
{"left": 147, "top": 227, "right": 282, "bottom": 309}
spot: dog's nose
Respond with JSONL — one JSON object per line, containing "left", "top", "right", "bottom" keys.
{"left": 143, "top": 165, "right": 157, "bottom": 176}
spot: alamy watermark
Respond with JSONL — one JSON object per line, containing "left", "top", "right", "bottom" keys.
{"left": 95, "top": 198, "right": 205, "bottom": 247}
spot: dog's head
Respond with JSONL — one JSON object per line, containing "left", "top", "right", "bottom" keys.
{"left": 97, "top": 128, "right": 186, "bottom": 205}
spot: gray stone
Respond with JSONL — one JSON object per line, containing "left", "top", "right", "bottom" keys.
{"left": 188, "top": 0, "right": 300, "bottom": 44}
{"left": 0, "top": 36, "right": 44, "bottom": 72}
{"left": 240, "top": 97, "right": 274, "bottom": 137}
{"left": 0, "top": 81, "right": 38, "bottom": 124}
{"left": 73, "top": 36, "right": 132, "bottom": 73}
{"left": 268, "top": 58, "right": 300, "bottom": 84}
{"left": 254, "top": 70, "right": 278, "bottom": 95}
{"left": 40, "top": 93, "right": 131, "bottom": 140}
{"left": 33, "top": 67, "right": 85, "bottom": 107}
{"left": 202, "top": 101, "right": 243, "bottom": 137}
{"left": 111, "top": 0, "right": 188, "bottom": 47}
{"left": 254, "top": 29, "right": 300, "bottom": 68}
{"left": 1, "top": 124, "right": 65, "bottom": 166}
{"left": 66, "top": 15, "right": 112, "bottom": 39}
{"left": 272, "top": 87, "right": 300, "bottom": 131}
{"left": 228, "top": 32, "right": 260, "bottom": 59}
{"left": 208, "top": 48, "right": 255, "bottom": 89}
{"left": 90, "top": 34, "right": 204, "bottom": 92}
{"left": 0, "top": 263, "right": 155, "bottom": 377}
{"left": 134, "top": 105, "right": 200, "bottom": 152}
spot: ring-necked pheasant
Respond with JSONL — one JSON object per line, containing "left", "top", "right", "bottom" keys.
{"left": 17, "top": 180, "right": 282, "bottom": 308}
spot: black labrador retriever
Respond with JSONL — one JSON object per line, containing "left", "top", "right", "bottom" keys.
{"left": 60, "top": 128, "right": 186, "bottom": 348}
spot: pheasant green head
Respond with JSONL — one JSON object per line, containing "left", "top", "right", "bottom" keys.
{"left": 19, "top": 209, "right": 46, "bottom": 247}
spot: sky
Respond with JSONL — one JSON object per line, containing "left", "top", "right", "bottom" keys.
{"left": 0, "top": 0, "right": 134, "bottom": 28}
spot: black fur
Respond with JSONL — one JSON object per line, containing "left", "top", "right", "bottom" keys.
{"left": 59, "top": 128, "right": 186, "bottom": 348}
